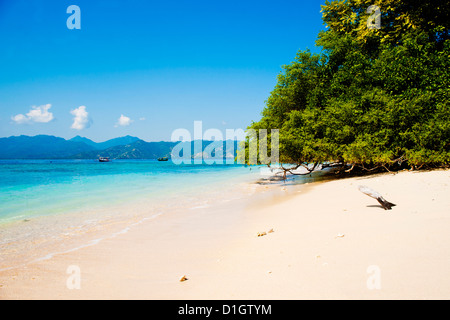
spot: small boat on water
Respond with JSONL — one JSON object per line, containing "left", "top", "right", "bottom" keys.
{"left": 99, "top": 157, "right": 110, "bottom": 162}
{"left": 157, "top": 157, "right": 169, "bottom": 161}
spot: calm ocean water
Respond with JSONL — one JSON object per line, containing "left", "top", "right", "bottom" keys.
{"left": 0, "top": 159, "right": 267, "bottom": 269}
{"left": 0, "top": 160, "right": 330, "bottom": 270}
{"left": 0, "top": 159, "right": 260, "bottom": 224}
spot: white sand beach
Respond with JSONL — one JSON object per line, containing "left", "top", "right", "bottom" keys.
{"left": 1, "top": 169, "right": 449, "bottom": 299}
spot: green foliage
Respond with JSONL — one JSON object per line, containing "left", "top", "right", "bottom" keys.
{"left": 246, "top": 0, "right": 449, "bottom": 171}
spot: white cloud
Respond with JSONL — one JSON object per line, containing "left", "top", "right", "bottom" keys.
{"left": 27, "top": 104, "right": 54, "bottom": 123}
{"left": 71, "top": 106, "right": 91, "bottom": 130}
{"left": 12, "top": 104, "right": 54, "bottom": 124}
{"left": 11, "top": 114, "right": 29, "bottom": 124}
{"left": 116, "top": 114, "right": 133, "bottom": 127}
{"left": 139, "top": 117, "right": 146, "bottom": 121}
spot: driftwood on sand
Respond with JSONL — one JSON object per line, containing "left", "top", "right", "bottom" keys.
{"left": 358, "top": 185, "right": 396, "bottom": 210}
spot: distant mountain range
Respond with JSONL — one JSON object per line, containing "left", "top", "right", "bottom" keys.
{"left": 0, "top": 135, "right": 239, "bottom": 160}
{"left": 69, "top": 135, "right": 141, "bottom": 150}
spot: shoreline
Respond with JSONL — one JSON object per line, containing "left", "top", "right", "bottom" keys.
{"left": 1, "top": 169, "right": 449, "bottom": 299}
{"left": 0, "top": 164, "right": 265, "bottom": 272}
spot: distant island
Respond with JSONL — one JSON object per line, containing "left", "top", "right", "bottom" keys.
{"left": 0, "top": 135, "right": 239, "bottom": 160}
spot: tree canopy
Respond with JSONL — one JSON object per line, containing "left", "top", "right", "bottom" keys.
{"left": 245, "top": 0, "right": 449, "bottom": 174}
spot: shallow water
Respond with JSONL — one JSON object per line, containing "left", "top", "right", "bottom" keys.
{"left": 0, "top": 160, "right": 259, "bottom": 222}
{"left": 0, "top": 160, "right": 265, "bottom": 269}
{"left": 0, "top": 160, "right": 328, "bottom": 270}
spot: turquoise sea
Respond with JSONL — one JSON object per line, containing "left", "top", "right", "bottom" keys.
{"left": 0, "top": 159, "right": 329, "bottom": 270}
{"left": 0, "top": 159, "right": 265, "bottom": 269}
{"left": 0, "top": 159, "right": 260, "bottom": 223}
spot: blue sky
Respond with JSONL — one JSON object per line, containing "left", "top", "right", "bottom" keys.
{"left": 0, "top": 0, "right": 326, "bottom": 142}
